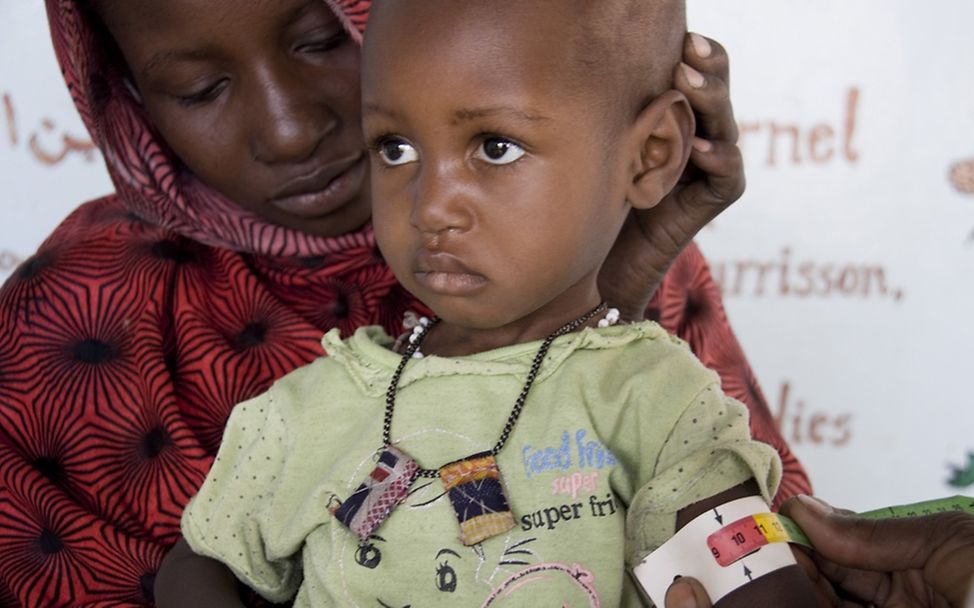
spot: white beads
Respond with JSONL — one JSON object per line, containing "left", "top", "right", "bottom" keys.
{"left": 402, "top": 310, "right": 421, "bottom": 330}
{"left": 597, "top": 307, "right": 621, "bottom": 328}
{"left": 408, "top": 316, "right": 432, "bottom": 353}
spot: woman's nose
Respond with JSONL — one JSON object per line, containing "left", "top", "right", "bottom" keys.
{"left": 248, "top": 62, "right": 338, "bottom": 165}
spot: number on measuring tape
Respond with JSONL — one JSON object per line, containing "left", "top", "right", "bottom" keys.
{"left": 707, "top": 513, "right": 810, "bottom": 567}
{"left": 706, "top": 495, "right": 974, "bottom": 568}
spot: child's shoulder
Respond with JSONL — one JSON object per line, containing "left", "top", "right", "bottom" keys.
{"left": 258, "top": 325, "right": 397, "bottom": 413}
{"left": 580, "top": 320, "right": 702, "bottom": 365}
{"left": 574, "top": 320, "right": 721, "bottom": 392}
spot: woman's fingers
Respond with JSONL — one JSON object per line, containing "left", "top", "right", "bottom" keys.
{"left": 685, "top": 32, "right": 730, "bottom": 84}
{"left": 686, "top": 137, "right": 745, "bottom": 206}
{"left": 677, "top": 33, "right": 738, "bottom": 144}
{"left": 782, "top": 495, "right": 974, "bottom": 607}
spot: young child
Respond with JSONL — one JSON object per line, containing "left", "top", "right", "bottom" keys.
{"left": 164, "top": 1, "right": 817, "bottom": 606}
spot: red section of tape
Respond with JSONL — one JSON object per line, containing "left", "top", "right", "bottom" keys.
{"left": 706, "top": 515, "right": 770, "bottom": 567}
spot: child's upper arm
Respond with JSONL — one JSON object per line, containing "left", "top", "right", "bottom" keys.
{"left": 625, "top": 382, "right": 781, "bottom": 565}
{"left": 623, "top": 371, "right": 813, "bottom": 606}
{"left": 181, "top": 391, "right": 301, "bottom": 603}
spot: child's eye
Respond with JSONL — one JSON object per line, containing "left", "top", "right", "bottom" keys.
{"left": 376, "top": 138, "right": 419, "bottom": 167}
{"left": 474, "top": 137, "right": 525, "bottom": 165}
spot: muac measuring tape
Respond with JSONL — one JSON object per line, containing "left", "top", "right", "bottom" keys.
{"left": 632, "top": 494, "right": 974, "bottom": 606}
{"left": 707, "top": 494, "right": 974, "bottom": 567}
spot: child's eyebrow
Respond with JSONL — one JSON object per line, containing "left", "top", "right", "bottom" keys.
{"left": 451, "top": 106, "right": 551, "bottom": 125}
{"left": 362, "top": 102, "right": 403, "bottom": 121}
{"left": 362, "top": 102, "right": 551, "bottom": 127}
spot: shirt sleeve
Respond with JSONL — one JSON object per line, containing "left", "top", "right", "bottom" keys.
{"left": 624, "top": 383, "right": 782, "bottom": 566}
{"left": 181, "top": 391, "right": 301, "bottom": 603}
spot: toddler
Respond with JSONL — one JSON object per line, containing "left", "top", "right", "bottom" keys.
{"left": 164, "top": 1, "right": 816, "bottom": 606}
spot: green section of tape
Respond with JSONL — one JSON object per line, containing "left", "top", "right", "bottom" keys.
{"left": 858, "top": 495, "right": 974, "bottom": 519}
{"left": 775, "top": 495, "right": 974, "bottom": 553}
{"left": 776, "top": 512, "right": 812, "bottom": 548}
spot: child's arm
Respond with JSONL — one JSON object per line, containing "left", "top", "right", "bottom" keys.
{"left": 154, "top": 537, "right": 246, "bottom": 608}
{"left": 674, "top": 479, "right": 817, "bottom": 607}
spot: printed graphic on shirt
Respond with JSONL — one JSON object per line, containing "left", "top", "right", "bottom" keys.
{"left": 481, "top": 562, "right": 600, "bottom": 607}
{"left": 331, "top": 426, "right": 616, "bottom": 606}
{"left": 517, "top": 428, "right": 620, "bottom": 534}
{"left": 522, "top": 430, "right": 618, "bottom": 479}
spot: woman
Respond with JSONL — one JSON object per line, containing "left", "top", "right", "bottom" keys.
{"left": 0, "top": 1, "right": 809, "bottom": 606}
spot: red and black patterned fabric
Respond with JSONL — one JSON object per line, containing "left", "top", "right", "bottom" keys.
{"left": 0, "top": 1, "right": 810, "bottom": 606}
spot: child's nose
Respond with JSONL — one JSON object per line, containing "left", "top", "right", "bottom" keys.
{"left": 410, "top": 163, "right": 473, "bottom": 237}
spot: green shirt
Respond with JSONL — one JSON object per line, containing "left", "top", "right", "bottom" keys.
{"left": 183, "top": 321, "right": 780, "bottom": 607}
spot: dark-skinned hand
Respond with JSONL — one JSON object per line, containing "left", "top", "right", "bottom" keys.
{"left": 600, "top": 33, "right": 744, "bottom": 321}
{"left": 663, "top": 495, "right": 974, "bottom": 608}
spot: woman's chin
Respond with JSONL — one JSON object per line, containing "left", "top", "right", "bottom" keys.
{"left": 262, "top": 195, "right": 373, "bottom": 239}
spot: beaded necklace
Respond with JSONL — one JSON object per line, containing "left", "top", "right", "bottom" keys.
{"left": 332, "top": 302, "right": 615, "bottom": 545}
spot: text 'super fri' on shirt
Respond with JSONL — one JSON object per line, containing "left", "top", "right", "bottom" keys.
{"left": 182, "top": 322, "right": 781, "bottom": 607}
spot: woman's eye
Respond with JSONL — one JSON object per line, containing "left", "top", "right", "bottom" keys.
{"left": 475, "top": 137, "right": 525, "bottom": 165}
{"left": 176, "top": 80, "right": 227, "bottom": 107}
{"left": 297, "top": 30, "right": 349, "bottom": 53}
{"left": 377, "top": 139, "right": 419, "bottom": 167}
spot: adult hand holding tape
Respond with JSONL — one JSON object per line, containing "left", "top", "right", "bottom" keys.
{"left": 662, "top": 495, "right": 974, "bottom": 608}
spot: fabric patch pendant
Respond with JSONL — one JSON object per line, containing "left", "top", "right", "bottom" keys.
{"left": 332, "top": 445, "right": 419, "bottom": 541}
{"left": 333, "top": 303, "right": 610, "bottom": 544}
{"left": 440, "top": 452, "right": 515, "bottom": 546}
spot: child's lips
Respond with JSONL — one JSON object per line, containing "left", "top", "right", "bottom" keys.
{"left": 413, "top": 251, "right": 487, "bottom": 295}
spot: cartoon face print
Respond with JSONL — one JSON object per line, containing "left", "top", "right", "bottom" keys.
{"left": 333, "top": 426, "right": 543, "bottom": 606}
{"left": 334, "top": 475, "right": 545, "bottom": 607}
{"left": 480, "top": 562, "right": 601, "bottom": 608}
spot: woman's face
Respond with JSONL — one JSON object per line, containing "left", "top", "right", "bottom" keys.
{"left": 97, "top": 0, "right": 371, "bottom": 237}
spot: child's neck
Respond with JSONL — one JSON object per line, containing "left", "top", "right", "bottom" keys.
{"left": 419, "top": 300, "right": 608, "bottom": 358}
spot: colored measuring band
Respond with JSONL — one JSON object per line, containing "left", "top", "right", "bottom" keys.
{"left": 707, "top": 495, "right": 974, "bottom": 568}
{"left": 707, "top": 512, "right": 811, "bottom": 567}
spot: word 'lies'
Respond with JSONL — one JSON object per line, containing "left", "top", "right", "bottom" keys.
{"left": 773, "top": 381, "right": 852, "bottom": 447}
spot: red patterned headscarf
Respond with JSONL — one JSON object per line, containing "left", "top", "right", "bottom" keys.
{"left": 48, "top": 0, "right": 373, "bottom": 258}
{"left": 0, "top": 2, "right": 808, "bottom": 606}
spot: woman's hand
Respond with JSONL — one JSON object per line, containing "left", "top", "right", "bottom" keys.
{"left": 600, "top": 33, "right": 743, "bottom": 321}
{"left": 783, "top": 495, "right": 974, "bottom": 608}
{"left": 663, "top": 495, "right": 974, "bottom": 608}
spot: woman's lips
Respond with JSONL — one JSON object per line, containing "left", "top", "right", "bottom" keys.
{"left": 269, "top": 154, "right": 367, "bottom": 218}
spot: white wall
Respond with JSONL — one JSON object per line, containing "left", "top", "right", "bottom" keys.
{"left": 2, "top": 1, "right": 972, "bottom": 511}
{"left": 687, "top": 1, "right": 974, "bottom": 509}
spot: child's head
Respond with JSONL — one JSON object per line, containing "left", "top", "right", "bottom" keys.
{"left": 363, "top": 0, "right": 694, "bottom": 333}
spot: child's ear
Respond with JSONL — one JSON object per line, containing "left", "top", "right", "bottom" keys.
{"left": 626, "top": 90, "right": 695, "bottom": 210}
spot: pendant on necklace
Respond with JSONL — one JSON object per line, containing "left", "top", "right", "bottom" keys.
{"left": 332, "top": 445, "right": 419, "bottom": 541}
{"left": 335, "top": 303, "right": 607, "bottom": 544}
{"left": 440, "top": 451, "right": 515, "bottom": 545}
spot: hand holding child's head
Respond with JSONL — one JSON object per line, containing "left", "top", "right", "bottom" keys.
{"left": 362, "top": 0, "right": 694, "bottom": 351}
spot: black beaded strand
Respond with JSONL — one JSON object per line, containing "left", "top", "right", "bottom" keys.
{"left": 383, "top": 302, "right": 608, "bottom": 479}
